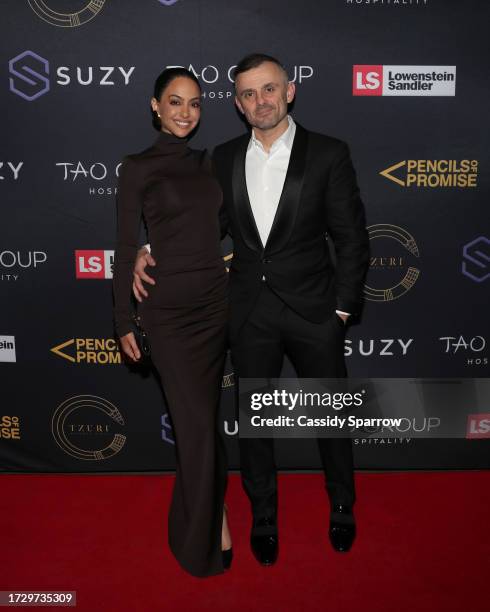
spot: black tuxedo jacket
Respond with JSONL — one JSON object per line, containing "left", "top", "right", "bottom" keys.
{"left": 212, "top": 123, "right": 370, "bottom": 341}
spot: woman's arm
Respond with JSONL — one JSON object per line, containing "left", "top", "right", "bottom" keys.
{"left": 113, "top": 156, "right": 144, "bottom": 339}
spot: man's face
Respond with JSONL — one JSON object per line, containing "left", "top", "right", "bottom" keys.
{"left": 234, "top": 61, "right": 295, "bottom": 131}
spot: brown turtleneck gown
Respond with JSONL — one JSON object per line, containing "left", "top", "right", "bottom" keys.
{"left": 113, "top": 130, "right": 228, "bottom": 577}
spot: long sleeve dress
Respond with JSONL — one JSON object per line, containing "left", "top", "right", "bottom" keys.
{"left": 113, "top": 130, "right": 228, "bottom": 577}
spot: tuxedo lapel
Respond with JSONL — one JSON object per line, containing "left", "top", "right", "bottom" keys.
{"left": 265, "top": 124, "right": 308, "bottom": 255}
{"left": 232, "top": 135, "right": 263, "bottom": 252}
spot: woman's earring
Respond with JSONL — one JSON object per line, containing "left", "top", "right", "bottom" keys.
{"left": 157, "top": 113, "right": 161, "bottom": 118}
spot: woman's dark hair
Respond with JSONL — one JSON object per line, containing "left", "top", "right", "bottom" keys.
{"left": 151, "top": 68, "right": 201, "bottom": 131}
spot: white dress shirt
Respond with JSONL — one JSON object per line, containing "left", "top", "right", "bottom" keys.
{"left": 245, "top": 114, "right": 296, "bottom": 248}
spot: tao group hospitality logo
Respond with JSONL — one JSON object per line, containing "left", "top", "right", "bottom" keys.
{"left": 353, "top": 65, "right": 456, "bottom": 96}
{"left": 439, "top": 335, "right": 488, "bottom": 367}
{"left": 56, "top": 161, "right": 122, "bottom": 196}
{"left": 0, "top": 250, "right": 47, "bottom": 282}
{"left": 8, "top": 50, "right": 135, "bottom": 101}
{"left": 166, "top": 62, "right": 314, "bottom": 101}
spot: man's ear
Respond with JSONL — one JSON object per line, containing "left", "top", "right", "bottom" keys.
{"left": 235, "top": 96, "right": 244, "bottom": 115}
{"left": 286, "top": 82, "right": 296, "bottom": 104}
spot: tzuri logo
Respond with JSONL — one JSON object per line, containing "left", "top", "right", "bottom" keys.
{"left": 51, "top": 338, "right": 122, "bottom": 364}
{"left": 462, "top": 237, "right": 490, "bottom": 283}
{"left": 8, "top": 50, "right": 135, "bottom": 101}
{"left": 75, "top": 250, "right": 113, "bottom": 279}
{"left": 353, "top": 65, "right": 456, "bottom": 96}
{"left": 380, "top": 160, "right": 478, "bottom": 188}
{"left": 364, "top": 224, "right": 420, "bottom": 302}
{"left": 28, "top": 0, "right": 106, "bottom": 27}
{"left": 0, "top": 336, "right": 16, "bottom": 362}
{"left": 51, "top": 395, "right": 126, "bottom": 460}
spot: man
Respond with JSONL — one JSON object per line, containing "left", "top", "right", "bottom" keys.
{"left": 134, "top": 54, "right": 369, "bottom": 566}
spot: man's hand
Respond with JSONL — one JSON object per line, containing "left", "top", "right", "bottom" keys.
{"left": 120, "top": 332, "right": 141, "bottom": 362}
{"left": 133, "top": 247, "right": 156, "bottom": 302}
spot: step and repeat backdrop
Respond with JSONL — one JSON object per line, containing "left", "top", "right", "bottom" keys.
{"left": 1, "top": 0, "right": 489, "bottom": 472}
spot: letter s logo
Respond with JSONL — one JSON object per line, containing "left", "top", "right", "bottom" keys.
{"left": 9, "top": 50, "right": 50, "bottom": 101}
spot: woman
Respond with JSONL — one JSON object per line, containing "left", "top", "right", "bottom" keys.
{"left": 112, "top": 68, "right": 232, "bottom": 577}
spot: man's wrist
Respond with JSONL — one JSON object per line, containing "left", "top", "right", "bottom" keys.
{"left": 335, "top": 309, "right": 350, "bottom": 318}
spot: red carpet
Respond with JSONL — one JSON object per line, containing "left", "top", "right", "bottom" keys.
{"left": 1, "top": 472, "right": 488, "bottom": 611}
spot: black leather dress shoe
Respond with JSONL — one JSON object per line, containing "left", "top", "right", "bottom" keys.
{"left": 250, "top": 517, "right": 278, "bottom": 566}
{"left": 329, "top": 504, "right": 356, "bottom": 552}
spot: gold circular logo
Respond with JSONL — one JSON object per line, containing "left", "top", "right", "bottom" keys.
{"left": 364, "top": 224, "right": 420, "bottom": 302}
{"left": 28, "top": 0, "right": 106, "bottom": 28}
{"left": 52, "top": 394, "right": 126, "bottom": 460}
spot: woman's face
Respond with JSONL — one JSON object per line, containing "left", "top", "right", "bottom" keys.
{"left": 151, "top": 76, "right": 201, "bottom": 138}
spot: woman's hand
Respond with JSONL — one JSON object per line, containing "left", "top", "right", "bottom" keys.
{"left": 119, "top": 332, "right": 141, "bottom": 362}
{"left": 133, "top": 247, "right": 156, "bottom": 302}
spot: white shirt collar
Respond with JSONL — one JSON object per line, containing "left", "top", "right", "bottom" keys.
{"left": 249, "top": 115, "right": 296, "bottom": 155}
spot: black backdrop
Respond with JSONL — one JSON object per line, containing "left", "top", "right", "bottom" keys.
{"left": 1, "top": 0, "right": 489, "bottom": 472}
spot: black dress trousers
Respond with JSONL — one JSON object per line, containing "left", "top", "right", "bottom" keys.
{"left": 231, "top": 283, "right": 355, "bottom": 521}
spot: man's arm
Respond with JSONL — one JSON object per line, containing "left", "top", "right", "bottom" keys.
{"left": 212, "top": 145, "right": 231, "bottom": 240}
{"left": 325, "top": 142, "right": 370, "bottom": 316}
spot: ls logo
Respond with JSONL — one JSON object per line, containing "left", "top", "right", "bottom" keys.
{"left": 9, "top": 50, "right": 50, "bottom": 101}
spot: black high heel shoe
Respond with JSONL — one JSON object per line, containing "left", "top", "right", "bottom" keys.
{"left": 222, "top": 504, "right": 233, "bottom": 570}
